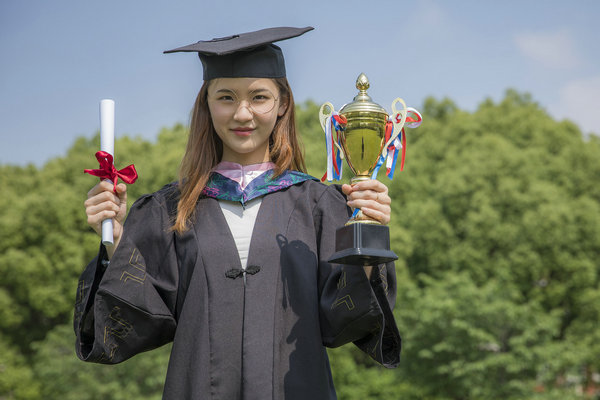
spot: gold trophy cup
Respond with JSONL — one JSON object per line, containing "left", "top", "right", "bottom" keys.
{"left": 320, "top": 73, "right": 407, "bottom": 265}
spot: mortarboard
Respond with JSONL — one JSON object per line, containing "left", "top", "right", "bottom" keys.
{"left": 164, "top": 26, "right": 314, "bottom": 80}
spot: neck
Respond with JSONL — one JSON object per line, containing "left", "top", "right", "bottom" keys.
{"left": 221, "top": 148, "right": 270, "bottom": 166}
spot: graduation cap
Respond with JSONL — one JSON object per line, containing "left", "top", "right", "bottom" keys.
{"left": 164, "top": 26, "right": 314, "bottom": 80}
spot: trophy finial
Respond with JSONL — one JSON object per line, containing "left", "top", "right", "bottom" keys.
{"left": 341, "top": 72, "right": 387, "bottom": 115}
{"left": 356, "top": 73, "right": 370, "bottom": 91}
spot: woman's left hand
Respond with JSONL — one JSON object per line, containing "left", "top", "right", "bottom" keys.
{"left": 341, "top": 180, "right": 391, "bottom": 225}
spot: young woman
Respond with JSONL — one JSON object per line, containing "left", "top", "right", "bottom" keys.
{"left": 76, "top": 27, "right": 400, "bottom": 399}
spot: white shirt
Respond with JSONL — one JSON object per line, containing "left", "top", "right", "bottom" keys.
{"left": 218, "top": 198, "right": 262, "bottom": 270}
{"left": 212, "top": 161, "right": 274, "bottom": 269}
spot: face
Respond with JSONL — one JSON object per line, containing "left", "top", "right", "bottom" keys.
{"left": 207, "top": 77, "right": 287, "bottom": 165}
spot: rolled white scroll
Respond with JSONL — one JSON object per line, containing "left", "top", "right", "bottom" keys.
{"left": 100, "top": 99, "right": 115, "bottom": 246}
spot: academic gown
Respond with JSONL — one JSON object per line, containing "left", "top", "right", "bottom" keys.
{"left": 74, "top": 171, "right": 401, "bottom": 399}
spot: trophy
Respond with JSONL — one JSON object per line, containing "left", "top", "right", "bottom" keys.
{"left": 319, "top": 73, "right": 421, "bottom": 266}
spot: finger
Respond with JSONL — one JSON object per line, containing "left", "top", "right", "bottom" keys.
{"left": 348, "top": 181, "right": 390, "bottom": 204}
{"left": 84, "top": 189, "right": 121, "bottom": 208}
{"left": 85, "top": 200, "right": 121, "bottom": 218}
{"left": 87, "top": 180, "right": 115, "bottom": 195}
{"left": 86, "top": 182, "right": 104, "bottom": 198}
{"left": 87, "top": 208, "right": 119, "bottom": 230}
{"left": 347, "top": 189, "right": 391, "bottom": 205}
{"left": 341, "top": 183, "right": 353, "bottom": 196}
{"left": 348, "top": 194, "right": 391, "bottom": 220}
{"left": 86, "top": 181, "right": 118, "bottom": 201}
{"left": 346, "top": 189, "right": 376, "bottom": 202}
{"left": 115, "top": 183, "right": 128, "bottom": 197}
{"left": 350, "top": 179, "right": 389, "bottom": 194}
{"left": 360, "top": 206, "right": 391, "bottom": 225}
{"left": 348, "top": 197, "right": 390, "bottom": 214}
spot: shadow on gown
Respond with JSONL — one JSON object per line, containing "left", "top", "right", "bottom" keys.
{"left": 276, "top": 234, "right": 335, "bottom": 399}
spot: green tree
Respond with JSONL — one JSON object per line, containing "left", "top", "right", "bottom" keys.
{"left": 0, "top": 127, "right": 185, "bottom": 399}
{"left": 32, "top": 324, "right": 170, "bottom": 400}
{"left": 2, "top": 92, "right": 600, "bottom": 399}
{"left": 388, "top": 91, "right": 600, "bottom": 399}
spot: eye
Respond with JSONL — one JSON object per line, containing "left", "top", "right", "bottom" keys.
{"left": 251, "top": 92, "right": 273, "bottom": 103}
{"left": 217, "top": 94, "right": 236, "bottom": 102}
{"left": 253, "top": 95, "right": 268, "bottom": 102}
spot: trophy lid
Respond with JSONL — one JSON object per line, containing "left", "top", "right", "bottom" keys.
{"left": 339, "top": 73, "right": 389, "bottom": 116}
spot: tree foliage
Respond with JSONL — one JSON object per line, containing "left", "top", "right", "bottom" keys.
{"left": 388, "top": 90, "right": 600, "bottom": 399}
{"left": 1, "top": 91, "right": 599, "bottom": 399}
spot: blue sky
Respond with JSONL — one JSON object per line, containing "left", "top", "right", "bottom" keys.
{"left": 2, "top": 0, "right": 599, "bottom": 166}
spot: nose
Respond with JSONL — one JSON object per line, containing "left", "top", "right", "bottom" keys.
{"left": 233, "top": 100, "right": 254, "bottom": 122}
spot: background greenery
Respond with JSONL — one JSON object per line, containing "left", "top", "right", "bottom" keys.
{"left": 1, "top": 91, "right": 599, "bottom": 399}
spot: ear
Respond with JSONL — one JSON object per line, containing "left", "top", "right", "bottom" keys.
{"left": 277, "top": 98, "right": 288, "bottom": 117}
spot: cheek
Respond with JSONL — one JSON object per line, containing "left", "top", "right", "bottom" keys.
{"left": 261, "top": 111, "right": 280, "bottom": 131}
{"left": 209, "top": 111, "right": 226, "bottom": 132}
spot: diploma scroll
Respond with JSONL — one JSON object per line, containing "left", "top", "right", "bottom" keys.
{"left": 100, "top": 99, "right": 115, "bottom": 246}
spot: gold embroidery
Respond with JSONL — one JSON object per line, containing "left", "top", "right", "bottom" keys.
{"left": 97, "top": 344, "right": 118, "bottom": 363}
{"left": 120, "top": 248, "right": 146, "bottom": 285}
{"left": 337, "top": 270, "right": 347, "bottom": 290}
{"left": 331, "top": 294, "right": 355, "bottom": 311}
{"left": 103, "top": 306, "right": 133, "bottom": 342}
{"left": 99, "top": 306, "right": 133, "bottom": 362}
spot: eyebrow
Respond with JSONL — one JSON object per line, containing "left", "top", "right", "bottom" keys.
{"left": 213, "top": 87, "right": 272, "bottom": 94}
{"left": 214, "top": 88, "right": 235, "bottom": 94}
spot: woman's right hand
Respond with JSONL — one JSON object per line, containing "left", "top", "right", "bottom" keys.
{"left": 84, "top": 180, "right": 128, "bottom": 258}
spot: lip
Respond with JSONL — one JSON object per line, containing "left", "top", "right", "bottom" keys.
{"left": 231, "top": 127, "right": 254, "bottom": 137}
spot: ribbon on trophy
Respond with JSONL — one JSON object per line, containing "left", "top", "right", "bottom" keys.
{"left": 320, "top": 102, "right": 422, "bottom": 183}
{"left": 371, "top": 105, "right": 423, "bottom": 180}
{"left": 320, "top": 107, "right": 347, "bottom": 182}
{"left": 353, "top": 104, "right": 422, "bottom": 219}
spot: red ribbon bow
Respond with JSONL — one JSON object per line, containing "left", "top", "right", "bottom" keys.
{"left": 84, "top": 151, "right": 138, "bottom": 192}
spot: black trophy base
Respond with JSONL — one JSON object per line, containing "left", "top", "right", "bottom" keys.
{"left": 328, "top": 223, "right": 398, "bottom": 266}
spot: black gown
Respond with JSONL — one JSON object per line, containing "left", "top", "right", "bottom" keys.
{"left": 74, "top": 176, "right": 401, "bottom": 399}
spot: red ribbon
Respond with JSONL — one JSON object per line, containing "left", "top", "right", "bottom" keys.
{"left": 400, "top": 128, "right": 406, "bottom": 171}
{"left": 84, "top": 151, "right": 138, "bottom": 192}
{"left": 320, "top": 115, "right": 347, "bottom": 182}
{"left": 385, "top": 120, "right": 393, "bottom": 143}
{"left": 333, "top": 114, "right": 347, "bottom": 125}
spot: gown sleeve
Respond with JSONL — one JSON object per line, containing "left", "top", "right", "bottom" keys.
{"left": 315, "top": 185, "right": 401, "bottom": 368}
{"left": 73, "top": 189, "right": 179, "bottom": 364}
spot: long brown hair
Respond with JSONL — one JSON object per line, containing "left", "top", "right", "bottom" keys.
{"left": 172, "top": 77, "right": 306, "bottom": 233}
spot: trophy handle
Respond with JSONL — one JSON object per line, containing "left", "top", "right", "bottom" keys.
{"left": 381, "top": 98, "right": 407, "bottom": 158}
{"left": 319, "top": 102, "right": 335, "bottom": 132}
